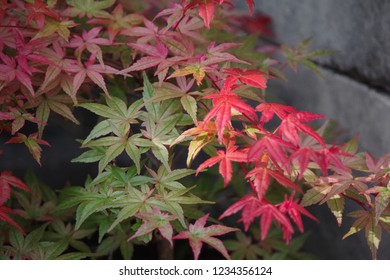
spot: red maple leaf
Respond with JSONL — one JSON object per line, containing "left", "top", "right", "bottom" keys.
{"left": 203, "top": 82, "right": 257, "bottom": 143}
{"left": 248, "top": 133, "right": 295, "bottom": 165}
{"left": 219, "top": 194, "right": 293, "bottom": 240}
{"left": 316, "top": 145, "right": 353, "bottom": 175}
{"left": 288, "top": 146, "right": 319, "bottom": 178}
{"left": 0, "top": 205, "right": 25, "bottom": 235}
{"left": 246, "top": 162, "right": 302, "bottom": 200}
{"left": 224, "top": 68, "right": 268, "bottom": 89}
{"left": 0, "top": 171, "right": 30, "bottom": 205}
{"left": 196, "top": 145, "right": 248, "bottom": 186}
{"left": 188, "top": 0, "right": 224, "bottom": 29}
{"left": 255, "top": 102, "right": 297, "bottom": 123}
{"left": 277, "top": 111, "right": 326, "bottom": 146}
{"left": 278, "top": 193, "right": 318, "bottom": 242}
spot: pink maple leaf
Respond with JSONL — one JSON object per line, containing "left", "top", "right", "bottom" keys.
{"left": 68, "top": 27, "right": 111, "bottom": 66}
{"left": 128, "top": 208, "right": 176, "bottom": 246}
{"left": 63, "top": 56, "right": 118, "bottom": 97}
{"left": 173, "top": 213, "right": 238, "bottom": 259}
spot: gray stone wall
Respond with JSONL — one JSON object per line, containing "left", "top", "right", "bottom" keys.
{"left": 251, "top": 0, "right": 390, "bottom": 259}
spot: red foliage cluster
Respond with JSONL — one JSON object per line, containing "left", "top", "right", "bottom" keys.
{"left": 0, "top": 0, "right": 388, "bottom": 259}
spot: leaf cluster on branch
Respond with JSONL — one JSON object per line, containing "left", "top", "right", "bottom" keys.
{"left": 0, "top": 0, "right": 389, "bottom": 260}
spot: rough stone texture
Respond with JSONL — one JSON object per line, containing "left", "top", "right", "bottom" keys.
{"left": 254, "top": 0, "right": 390, "bottom": 92}
{"left": 268, "top": 67, "right": 390, "bottom": 158}
{"left": 249, "top": 0, "right": 390, "bottom": 259}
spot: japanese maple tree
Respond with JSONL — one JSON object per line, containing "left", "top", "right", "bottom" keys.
{"left": 0, "top": 0, "right": 388, "bottom": 260}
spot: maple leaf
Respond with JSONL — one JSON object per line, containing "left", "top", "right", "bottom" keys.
{"left": 128, "top": 208, "right": 176, "bottom": 246}
{"left": 0, "top": 205, "right": 25, "bottom": 235}
{"left": 87, "top": 4, "right": 143, "bottom": 42}
{"left": 63, "top": 0, "right": 115, "bottom": 18}
{"left": 188, "top": 0, "right": 225, "bottom": 29}
{"left": 196, "top": 145, "right": 248, "bottom": 186}
{"left": 364, "top": 152, "right": 390, "bottom": 177}
{"left": 282, "top": 38, "right": 333, "bottom": 76}
{"left": 219, "top": 195, "right": 293, "bottom": 240}
{"left": 34, "top": 17, "right": 77, "bottom": 41}
{"left": 154, "top": 3, "right": 185, "bottom": 30}
{"left": 146, "top": 166, "right": 195, "bottom": 191}
{"left": 0, "top": 53, "right": 36, "bottom": 96}
{"left": 121, "top": 41, "right": 168, "bottom": 74}
{"left": 277, "top": 111, "right": 326, "bottom": 147}
{"left": 316, "top": 146, "right": 353, "bottom": 175}
{"left": 0, "top": 171, "right": 30, "bottom": 205}
{"left": 255, "top": 102, "right": 297, "bottom": 124}
{"left": 169, "top": 64, "right": 206, "bottom": 85}
{"left": 206, "top": 42, "right": 249, "bottom": 66}
{"left": 248, "top": 133, "right": 295, "bottom": 166}
{"left": 177, "top": 16, "right": 205, "bottom": 43}
{"left": 173, "top": 213, "right": 238, "bottom": 259}
{"left": 246, "top": 163, "right": 302, "bottom": 200}
{"left": 121, "top": 17, "right": 161, "bottom": 44}
{"left": 68, "top": 27, "right": 111, "bottom": 66}
{"left": 25, "top": 0, "right": 60, "bottom": 29}
{"left": 366, "top": 184, "right": 390, "bottom": 225}
{"left": 171, "top": 121, "right": 217, "bottom": 166}
{"left": 288, "top": 147, "right": 319, "bottom": 179}
{"left": 224, "top": 68, "right": 268, "bottom": 89}
{"left": 203, "top": 86, "right": 257, "bottom": 143}
{"left": 63, "top": 56, "right": 118, "bottom": 97}
{"left": 0, "top": 107, "right": 41, "bottom": 135}
{"left": 6, "top": 133, "right": 50, "bottom": 165}
{"left": 342, "top": 210, "right": 383, "bottom": 259}
{"left": 278, "top": 193, "right": 318, "bottom": 242}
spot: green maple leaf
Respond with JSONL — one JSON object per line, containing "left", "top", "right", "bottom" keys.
{"left": 34, "top": 18, "right": 76, "bottom": 41}
{"left": 343, "top": 210, "right": 383, "bottom": 259}
{"left": 65, "top": 0, "right": 115, "bottom": 18}
{"left": 224, "top": 232, "right": 266, "bottom": 260}
{"left": 77, "top": 97, "right": 143, "bottom": 173}
{"left": 147, "top": 166, "right": 195, "bottom": 191}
